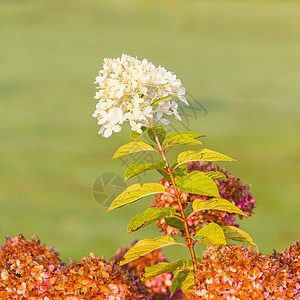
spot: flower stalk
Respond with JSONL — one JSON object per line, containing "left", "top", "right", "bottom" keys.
{"left": 149, "top": 123, "right": 198, "bottom": 272}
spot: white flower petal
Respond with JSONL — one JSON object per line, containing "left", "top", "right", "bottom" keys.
{"left": 93, "top": 54, "right": 188, "bottom": 137}
{"left": 112, "top": 125, "right": 122, "bottom": 133}
{"left": 160, "top": 118, "right": 170, "bottom": 125}
{"left": 103, "top": 128, "right": 112, "bottom": 138}
{"left": 174, "top": 113, "right": 182, "bottom": 121}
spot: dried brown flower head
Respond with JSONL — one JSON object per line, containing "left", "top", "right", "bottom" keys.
{"left": 61, "top": 253, "right": 149, "bottom": 299}
{"left": 0, "top": 233, "right": 65, "bottom": 299}
{"left": 0, "top": 234, "right": 148, "bottom": 299}
{"left": 189, "top": 244, "right": 299, "bottom": 299}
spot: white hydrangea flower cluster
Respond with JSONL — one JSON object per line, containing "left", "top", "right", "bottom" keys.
{"left": 92, "top": 54, "right": 188, "bottom": 138}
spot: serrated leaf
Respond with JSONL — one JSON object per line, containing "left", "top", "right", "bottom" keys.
{"left": 142, "top": 259, "right": 190, "bottom": 281}
{"left": 124, "top": 160, "right": 166, "bottom": 182}
{"left": 127, "top": 207, "right": 176, "bottom": 234}
{"left": 194, "top": 223, "right": 226, "bottom": 246}
{"left": 112, "top": 141, "right": 155, "bottom": 159}
{"left": 222, "top": 226, "right": 256, "bottom": 246}
{"left": 204, "top": 171, "right": 227, "bottom": 180}
{"left": 163, "top": 131, "right": 205, "bottom": 147}
{"left": 130, "top": 126, "right": 148, "bottom": 140}
{"left": 120, "top": 236, "right": 178, "bottom": 266}
{"left": 171, "top": 270, "right": 194, "bottom": 297}
{"left": 107, "top": 183, "right": 165, "bottom": 211}
{"left": 147, "top": 126, "right": 166, "bottom": 145}
{"left": 192, "top": 198, "right": 246, "bottom": 216}
{"left": 178, "top": 149, "right": 236, "bottom": 165}
{"left": 178, "top": 171, "right": 220, "bottom": 198}
{"left": 150, "top": 95, "right": 172, "bottom": 106}
{"left": 165, "top": 215, "right": 185, "bottom": 231}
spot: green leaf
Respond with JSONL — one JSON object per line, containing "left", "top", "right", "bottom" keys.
{"left": 107, "top": 183, "right": 165, "bottom": 211}
{"left": 192, "top": 198, "right": 246, "bottom": 216}
{"left": 163, "top": 131, "right": 205, "bottom": 147}
{"left": 124, "top": 160, "right": 166, "bottom": 182}
{"left": 180, "top": 272, "right": 195, "bottom": 294}
{"left": 171, "top": 270, "right": 194, "bottom": 297}
{"left": 112, "top": 141, "right": 155, "bottom": 159}
{"left": 204, "top": 171, "right": 227, "bottom": 180}
{"left": 178, "top": 171, "right": 220, "bottom": 198}
{"left": 165, "top": 131, "right": 205, "bottom": 141}
{"left": 142, "top": 259, "right": 190, "bottom": 281}
{"left": 157, "top": 168, "right": 171, "bottom": 181}
{"left": 127, "top": 207, "right": 176, "bottom": 234}
{"left": 178, "top": 149, "right": 236, "bottom": 165}
{"left": 174, "top": 163, "right": 188, "bottom": 177}
{"left": 158, "top": 162, "right": 187, "bottom": 183}
{"left": 150, "top": 95, "right": 172, "bottom": 106}
{"left": 165, "top": 214, "right": 185, "bottom": 231}
{"left": 147, "top": 126, "right": 166, "bottom": 145}
{"left": 222, "top": 226, "right": 256, "bottom": 246}
{"left": 120, "top": 236, "right": 178, "bottom": 266}
{"left": 184, "top": 203, "right": 193, "bottom": 218}
{"left": 173, "top": 163, "right": 188, "bottom": 185}
{"left": 195, "top": 223, "right": 226, "bottom": 246}
{"left": 130, "top": 126, "right": 148, "bottom": 140}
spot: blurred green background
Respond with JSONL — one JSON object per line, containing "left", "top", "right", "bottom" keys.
{"left": 0, "top": 0, "right": 299, "bottom": 263}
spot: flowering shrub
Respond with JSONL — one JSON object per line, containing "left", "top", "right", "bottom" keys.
{"left": 113, "top": 241, "right": 188, "bottom": 300}
{"left": 279, "top": 241, "right": 300, "bottom": 276}
{"left": 190, "top": 243, "right": 300, "bottom": 300}
{"left": 0, "top": 235, "right": 148, "bottom": 299}
{"left": 94, "top": 54, "right": 257, "bottom": 295}
{"left": 270, "top": 241, "right": 300, "bottom": 298}
{"left": 93, "top": 53, "right": 188, "bottom": 137}
{"left": 1, "top": 54, "right": 298, "bottom": 299}
{"left": 0, "top": 234, "right": 64, "bottom": 299}
{"left": 152, "top": 161, "right": 256, "bottom": 237}
{"left": 61, "top": 253, "right": 149, "bottom": 300}
{"left": 1, "top": 234, "right": 298, "bottom": 299}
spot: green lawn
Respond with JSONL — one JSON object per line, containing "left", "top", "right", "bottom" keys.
{"left": 0, "top": 0, "right": 299, "bottom": 263}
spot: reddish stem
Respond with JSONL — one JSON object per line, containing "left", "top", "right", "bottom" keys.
{"left": 149, "top": 123, "right": 198, "bottom": 272}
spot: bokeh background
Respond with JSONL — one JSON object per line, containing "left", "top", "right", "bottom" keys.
{"left": 1, "top": 0, "right": 299, "bottom": 263}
